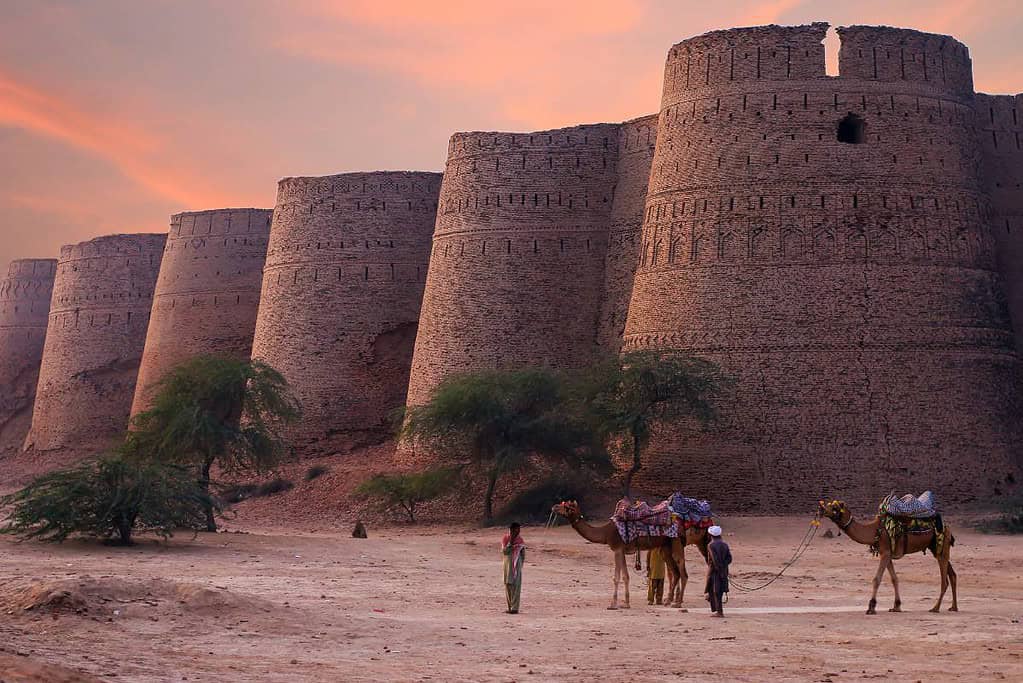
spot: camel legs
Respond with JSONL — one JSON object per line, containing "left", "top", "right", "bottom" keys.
{"left": 609, "top": 550, "right": 624, "bottom": 610}
{"left": 867, "top": 555, "right": 888, "bottom": 615}
{"left": 675, "top": 550, "right": 689, "bottom": 608}
{"left": 669, "top": 539, "right": 686, "bottom": 608}
{"left": 947, "top": 562, "right": 958, "bottom": 612}
{"left": 661, "top": 546, "right": 680, "bottom": 607}
{"left": 886, "top": 561, "right": 902, "bottom": 612}
{"left": 622, "top": 553, "right": 631, "bottom": 609}
{"left": 930, "top": 555, "right": 951, "bottom": 613}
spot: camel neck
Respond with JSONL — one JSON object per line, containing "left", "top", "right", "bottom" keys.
{"left": 570, "top": 517, "right": 608, "bottom": 544}
{"left": 840, "top": 515, "right": 881, "bottom": 545}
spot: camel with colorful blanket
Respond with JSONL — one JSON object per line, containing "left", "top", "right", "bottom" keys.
{"left": 818, "top": 492, "right": 957, "bottom": 615}
{"left": 552, "top": 495, "right": 713, "bottom": 610}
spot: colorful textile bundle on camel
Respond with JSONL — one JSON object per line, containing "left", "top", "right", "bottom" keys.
{"left": 611, "top": 494, "right": 714, "bottom": 543}
{"left": 668, "top": 493, "right": 715, "bottom": 530}
{"left": 875, "top": 491, "right": 947, "bottom": 556}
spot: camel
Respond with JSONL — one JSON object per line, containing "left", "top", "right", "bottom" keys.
{"left": 818, "top": 499, "right": 958, "bottom": 615}
{"left": 552, "top": 500, "right": 709, "bottom": 609}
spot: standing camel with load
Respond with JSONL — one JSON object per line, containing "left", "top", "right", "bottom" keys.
{"left": 552, "top": 495, "right": 713, "bottom": 609}
{"left": 818, "top": 493, "right": 957, "bottom": 615}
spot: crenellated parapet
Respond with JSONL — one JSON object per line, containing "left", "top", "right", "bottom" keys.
{"left": 130, "top": 209, "right": 273, "bottom": 415}
{"left": 837, "top": 25, "right": 974, "bottom": 96}
{"left": 25, "top": 234, "right": 165, "bottom": 452}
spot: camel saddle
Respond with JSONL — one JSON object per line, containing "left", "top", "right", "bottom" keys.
{"left": 611, "top": 499, "right": 678, "bottom": 543}
{"left": 880, "top": 491, "right": 938, "bottom": 520}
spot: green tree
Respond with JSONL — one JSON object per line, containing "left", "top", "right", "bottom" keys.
{"left": 129, "top": 355, "right": 300, "bottom": 531}
{"left": 575, "top": 351, "right": 729, "bottom": 496}
{"left": 355, "top": 467, "right": 460, "bottom": 522}
{"left": 0, "top": 452, "right": 213, "bottom": 546}
{"left": 401, "top": 368, "right": 607, "bottom": 524}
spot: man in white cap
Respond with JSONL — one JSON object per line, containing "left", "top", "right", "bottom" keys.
{"left": 705, "top": 525, "right": 731, "bottom": 617}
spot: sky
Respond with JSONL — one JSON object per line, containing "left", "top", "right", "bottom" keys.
{"left": 1, "top": 0, "right": 1021, "bottom": 266}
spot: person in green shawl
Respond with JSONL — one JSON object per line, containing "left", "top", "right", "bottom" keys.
{"left": 501, "top": 522, "right": 525, "bottom": 613}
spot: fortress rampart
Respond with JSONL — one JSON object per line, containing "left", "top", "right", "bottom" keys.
{"left": 0, "top": 259, "right": 57, "bottom": 453}
{"left": 130, "top": 209, "right": 273, "bottom": 415}
{"left": 251, "top": 172, "right": 440, "bottom": 453}
{"left": 623, "top": 24, "right": 1021, "bottom": 508}
{"left": 25, "top": 234, "right": 166, "bottom": 452}
{"left": 406, "top": 121, "right": 657, "bottom": 407}
{"left": 598, "top": 115, "right": 659, "bottom": 351}
{"left": 10, "top": 22, "right": 1022, "bottom": 511}
{"left": 977, "top": 92, "right": 1023, "bottom": 351}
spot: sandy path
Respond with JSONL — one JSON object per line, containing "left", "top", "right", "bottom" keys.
{"left": 1, "top": 516, "right": 1021, "bottom": 682}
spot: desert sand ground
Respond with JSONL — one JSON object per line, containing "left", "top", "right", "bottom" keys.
{"left": 1, "top": 516, "right": 1020, "bottom": 682}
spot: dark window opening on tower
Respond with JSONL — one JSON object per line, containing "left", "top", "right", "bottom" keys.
{"left": 837, "top": 113, "right": 866, "bottom": 144}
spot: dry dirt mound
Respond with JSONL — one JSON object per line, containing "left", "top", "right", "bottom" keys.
{"left": 0, "top": 652, "right": 103, "bottom": 683}
{"left": 1, "top": 575, "right": 273, "bottom": 619}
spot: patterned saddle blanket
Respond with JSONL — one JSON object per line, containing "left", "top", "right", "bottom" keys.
{"left": 612, "top": 499, "right": 673, "bottom": 526}
{"left": 668, "top": 493, "right": 713, "bottom": 521}
{"left": 880, "top": 491, "right": 938, "bottom": 519}
{"left": 612, "top": 499, "right": 677, "bottom": 543}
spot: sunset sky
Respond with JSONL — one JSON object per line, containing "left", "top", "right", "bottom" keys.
{"left": 2, "top": 0, "right": 1021, "bottom": 265}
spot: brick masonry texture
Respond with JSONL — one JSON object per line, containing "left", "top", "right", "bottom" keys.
{"left": 622, "top": 24, "right": 1023, "bottom": 509}
{"left": 130, "top": 209, "right": 273, "bottom": 415}
{"left": 0, "top": 259, "right": 56, "bottom": 453}
{"left": 251, "top": 172, "right": 441, "bottom": 454}
{"left": 12, "top": 22, "right": 1022, "bottom": 512}
{"left": 406, "top": 120, "right": 658, "bottom": 407}
{"left": 25, "top": 234, "right": 166, "bottom": 452}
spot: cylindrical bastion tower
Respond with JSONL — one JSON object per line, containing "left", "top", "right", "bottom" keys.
{"left": 251, "top": 172, "right": 441, "bottom": 454}
{"left": 623, "top": 24, "right": 1023, "bottom": 508}
{"left": 25, "top": 234, "right": 166, "bottom": 452}
{"left": 406, "top": 124, "right": 623, "bottom": 407}
{"left": 0, "top": 259, "right": 57, "bottom": 453}
{"left": 130, "top": 209, "right": 273, "bottom": 415}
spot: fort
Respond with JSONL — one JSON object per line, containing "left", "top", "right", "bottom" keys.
{"left": 24, "top": 234, "right": 165, "bottom": 453}
{"left": 250, "top": 172, "right": 441, "bottom": 454}
{"left": 3, "top": 23, "right": 1022, "bottom": 510}
{"left": 130, "top": 209, "right": 273, "bottom": 415}
{"left": 0, "top": 259, "right": 56, "bottom": 455}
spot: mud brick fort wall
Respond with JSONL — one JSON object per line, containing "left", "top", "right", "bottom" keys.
{"left": 621, "top": 24, "right": 1022, "bottom": 509}
{"left": 25, "top": 234, "right": 165, "bottom": 452}
{"left": 0, "top": 259, "right": 56, "bottom": 453}
{"left": 406, "top": 120, "right": 657, "bottom": 406}
{"left": 250, "top": 172, "right": 440, "bottom": 453}
{"left": 978, "top": 92, "right": 1023, "bottom": 352}
{"left": 7, "top": 22, "right": 1022, "bottom": 511}
{"left": 130, "top": 209, "right": 273, "bottom": 415}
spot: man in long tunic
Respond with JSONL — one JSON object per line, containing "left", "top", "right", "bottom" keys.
{"left": 502, "top": 522, "right": 525, "bottom": 614}
{"left": 705, "top": 525, "right": 731, "bottom": 617}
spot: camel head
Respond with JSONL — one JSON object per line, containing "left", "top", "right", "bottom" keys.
{"left": 818, "top": 499, "right": 851, "bottom": 527}
{"left": 551, "top": 500, "right": 581, "bottom": 521}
